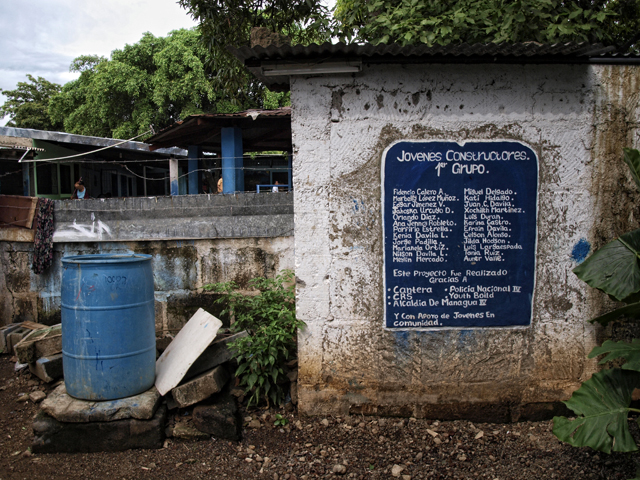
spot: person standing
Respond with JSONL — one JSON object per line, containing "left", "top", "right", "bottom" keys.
{"left": 71, "top": 178, "right": 87, "bottom": 199}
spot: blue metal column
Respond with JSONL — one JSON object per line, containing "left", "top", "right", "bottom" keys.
{"left": 187, "top": 145, "right": 200, "bottom": 195}
{"left": 221, "top": 127, "right": 243, "bottom": 194}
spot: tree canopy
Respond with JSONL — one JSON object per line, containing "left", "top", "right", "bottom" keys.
{"left": 48, "top": 28, "right": 272, "bottom": 140}
{"left": 0, "top": 75, "right": 63, "bottom": 131}
{"left": 333, "top": 0, "right": 640, "bottom": 49}
{"left": 178, "top": 0, "right": 332, "bottom": 98}
{"left": 179, "top": 0, "right": 640, "bottom": 54}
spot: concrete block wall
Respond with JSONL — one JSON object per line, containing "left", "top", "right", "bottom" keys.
{"left": 0, "top": 194, "right": 294, "bottom": 332}
{"left": 291, "top": 63, "right": 640, "bottom": 419}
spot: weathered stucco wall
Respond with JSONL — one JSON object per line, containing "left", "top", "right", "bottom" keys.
{"left": 0, "top": 194, "right": 294, "bottom": 332}
{"left": 292, "top": 64, "right": 640, "bottom": 420}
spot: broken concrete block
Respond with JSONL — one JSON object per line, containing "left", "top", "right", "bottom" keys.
{"left": 29, "top": 353, "right": 63, "bottom": 383}
{"left": 32, "top": 405, "right": 166, "bottom": 453}
{"left": 164, "top": 392, "right": 179, "bottom": 410}
{"left": 172, "top": 422, "right": 210, "bottom": 440}
{"left": 15, "top": 324, "right": 62, "bottom": 364}
{"left": 193, "top": 393, "right": 241, "bottom": 440}
{"left": 185, "top": 331, "right": 248, "bottom": 381}
{"left": 29, "top": 391, "right": 46, "bottom": 403}
{"left": 0, "top": 324, "right": 21, "bottom": 352}
{"left": 7, "top": 327, "right": 31, "bottom": 355}
{"left": 41, "top": 384, "right": 161, "bottom": 423}
{"left": 155, "top": 308, "right": 223, "bottom": 396}
{"left": 171, "top": 365, "right": 229, "bottom": 408}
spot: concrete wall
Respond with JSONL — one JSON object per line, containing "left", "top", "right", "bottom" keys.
{"left": 291, "top": 63, "right": 640, "bottom": 420}
{"left": 0, "top": 194, "right": 294, "bottom": 332}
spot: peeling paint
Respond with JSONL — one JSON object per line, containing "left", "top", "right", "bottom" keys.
{"left": 292, "top": 63, "right": 640, "bottom": 419}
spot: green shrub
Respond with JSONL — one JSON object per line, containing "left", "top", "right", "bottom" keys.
{"left": 203, "top": 269, "right": 303, "bottom": 407}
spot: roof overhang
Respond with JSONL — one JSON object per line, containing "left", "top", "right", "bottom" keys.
{"left": 147, "top": 107, "right": 292, "bottom": 153}
{"left": 229, "top": 41, "right": 621, "bottom": 91}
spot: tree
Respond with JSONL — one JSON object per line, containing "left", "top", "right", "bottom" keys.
{"left": 178, "top": 0, "right": 332, "bottom": 101}
{"left": 0, "top": 74, "right": 63, "bottom": 130}
{"left": 48, "top": 29, "right": 273, "bottom": 140}
{"left": 334, "top": 0, "right": 640, "bottom": 50}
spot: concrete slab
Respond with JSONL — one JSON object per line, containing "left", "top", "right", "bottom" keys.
{"left": 184, "top": 330, "right": 248, "bottom": 381}
{"left": 15, "top": 324, "right": 61, "bottom": 364}
{"left": 171, "top": 365, "right": 229, "bottom": 408}
{"left": 32, "top": 405, "right": 167, "bottom": 453}
{"left": 0, "top": 324, "right": 21, "bottom": 352}
{"left": 155, "top": 308, "right": 222, "bottom": 396}
{"left": 29, "top": 353, "right": 63, "bottom": 383}
{"left": 40, "top": 384, "right": 161, "bottom": 423}
{"left": 7, "top": 327, "right": 31, "bottom": 354}
{"left": 193, "top": 392, "right": 241, "bottom": 440}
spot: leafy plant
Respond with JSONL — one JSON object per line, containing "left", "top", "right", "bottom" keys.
{"left": 274, "top": 413, "right": 289, "bottom": 426}
{"left": 553, "top": 148, "right": 640, "bottom": 455}
{"left": 334, "top": 0, "right": 640, "bottom": 52}
{"left": 203, "top": 269, "right": 303, "bottom": 407}
{"left": 0, "top": 74, "right": 63, "bottom": 130}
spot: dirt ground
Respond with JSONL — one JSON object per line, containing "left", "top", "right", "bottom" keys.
{"left": 0, "top": 354, "right": 637, "bottom": 480}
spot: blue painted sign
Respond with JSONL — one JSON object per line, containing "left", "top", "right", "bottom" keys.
{"left": 382, "top": 140, "right": 538, "bottom": 328}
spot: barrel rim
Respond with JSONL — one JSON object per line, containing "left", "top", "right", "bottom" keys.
{"left": 62, "top": 253, "right": 152, "bottom": 264}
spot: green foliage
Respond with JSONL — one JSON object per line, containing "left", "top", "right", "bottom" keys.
{"left": 0, "top": 74, "right": 63, "bottom": 130}
{"left": 590, "top": 340, "right": 640, "bottom": 371}
{"left": 47, "top": 28, "right": 274, "bottom": 140}
{"left": 333, "top": 0, "right": 640, "bottom": 51}
{"left": 553, "top": 369, "right": 640, "bottom": 453}
{"left": 203, "top": 270, "right": 303, "bottom": 407}
{"left": 49, "top": 30, "right": 217, "bottom": 139}
{"left": 553, "top": 148, "right": 640, "bottom": 454}
{"left": 274, "top": 413, "right": 289, "bottom": 426}
{"left": 623, "top": 147, "right": 640, "bottom": 191}
{"left": 178, "top": 0, "right": 332, "bottom": 102}
{"left": 572, "top": 228, "right": 640, "bottom": 302}
{"left": 263, "top": 89, "right": 290, "bottom": 110}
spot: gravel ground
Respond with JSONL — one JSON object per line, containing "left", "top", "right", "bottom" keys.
{"left": 0, "top": 354, "right": 637, "bottom": 480}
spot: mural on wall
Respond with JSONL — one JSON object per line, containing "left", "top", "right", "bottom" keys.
{"left": 383, "top": 140, "right": 538, "bottom": 329}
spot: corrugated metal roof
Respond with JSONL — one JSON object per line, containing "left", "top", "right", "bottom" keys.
{"left": 229, "top": 41, "right": 621, "bottom": 90}
{"left": 187, "top": 106, "right": 291, "bottom": 120}
{"left": 231, "top": 41, "right": 614, "bottom": 62}
{"left": 0, "top": 127, "right": 186, "bottom": 157}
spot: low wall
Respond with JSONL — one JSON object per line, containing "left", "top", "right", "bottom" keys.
{"left": 291, "top": 63, "right": 640, "bottom": 420}
{"left": 0, "top": 193, "right": 294, "bottom": 332}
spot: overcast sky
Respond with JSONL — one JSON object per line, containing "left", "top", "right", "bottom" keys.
{"left": 0, "top": 0, "right": 199, "bottom": 126}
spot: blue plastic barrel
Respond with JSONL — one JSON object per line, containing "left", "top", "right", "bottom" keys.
{"left": 61, "top": 253, "right": 156, "bottom": 400}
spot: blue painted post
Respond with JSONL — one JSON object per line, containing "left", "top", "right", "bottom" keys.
{"left": 221, "top": 127, "right": 243, "bottom": 194}
{"left": 187, "top": 145, "right": 200, "bottom": 195}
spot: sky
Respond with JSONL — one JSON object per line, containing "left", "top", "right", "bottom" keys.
{"left": 0, "top": 0, "right": 199, "bottom": 126}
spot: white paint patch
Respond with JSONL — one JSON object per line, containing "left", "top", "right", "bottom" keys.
{"left": 53, "top": 219, "right": 112, "bottom": 241}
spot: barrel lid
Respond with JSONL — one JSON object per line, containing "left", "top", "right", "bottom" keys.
{"left": 62, "top": 253, "right": 152, "bottom": 264}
